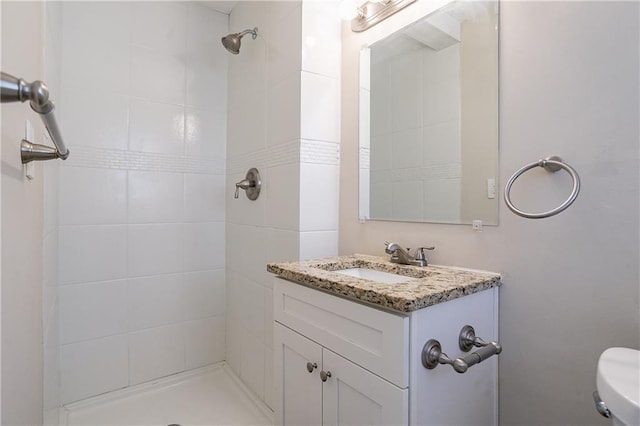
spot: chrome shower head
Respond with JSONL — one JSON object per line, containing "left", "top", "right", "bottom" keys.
{"left": 221, "top": 27, "right": 258, "bottom": 54}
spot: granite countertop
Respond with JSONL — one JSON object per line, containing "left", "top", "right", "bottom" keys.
{"left": 266, "top": 254, "right": 501, "bottom": 313}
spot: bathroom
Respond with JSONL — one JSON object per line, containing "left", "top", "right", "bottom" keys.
{"left": 0, "top": 0, "right": 638, "bottom": 425}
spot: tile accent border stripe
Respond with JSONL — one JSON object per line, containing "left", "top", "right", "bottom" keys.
{"left": 63, "top": 146, "right": 225, "bottom": 175}
{"left": 227, "top": 139, "right": 339, "bottom": 175}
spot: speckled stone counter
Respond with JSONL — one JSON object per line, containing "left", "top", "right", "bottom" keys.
{"left": 267, "top": 254, "right": 501, "bottom": 313}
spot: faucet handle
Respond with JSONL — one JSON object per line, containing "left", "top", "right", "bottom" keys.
{"left": 415, "top": 246, "right": 435, "bottom": 261}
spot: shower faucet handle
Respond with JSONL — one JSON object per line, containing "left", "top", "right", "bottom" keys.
{"left": 234, "top": 168, "right": 261, "bottom": 200}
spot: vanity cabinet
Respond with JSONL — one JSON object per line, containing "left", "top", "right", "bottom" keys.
{"left": 273, "top": 277, "right": 499, "bottom": 426}
{"left": 275, "top": 323, "right": 408, "bottom": 426}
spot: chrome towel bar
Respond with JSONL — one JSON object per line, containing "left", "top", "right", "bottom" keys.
{"left": 1, "top": 71, "right": 69, "bottom": 163}
{"left": 422, "top": 325, "right": 502, "bottom": 374}
{"left": 504, "top": 155, "right": 580, "bottom": 219}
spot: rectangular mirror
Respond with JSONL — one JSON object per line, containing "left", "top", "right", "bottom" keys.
{"left": 359, "top": 1, "right": 499, "bottom": 225}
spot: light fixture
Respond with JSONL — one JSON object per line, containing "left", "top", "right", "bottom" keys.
{"left": 341, "top": 0, "right": 417, "bottom": 32}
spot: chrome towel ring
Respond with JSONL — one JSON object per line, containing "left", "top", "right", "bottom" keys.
{"left": 504, "top": 156, "right": 581, "bottom": 219}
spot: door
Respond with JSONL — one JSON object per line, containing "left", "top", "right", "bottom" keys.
{"left": 322, "top": 349, "right": 408, "bottom": 426}
{"left": 275, "top": 323, "right": 323, "bottom": 426}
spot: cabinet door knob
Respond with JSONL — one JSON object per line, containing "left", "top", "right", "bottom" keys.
{"left": 306, "top": 362, "right": 317, "bottom": 373}
{"left": 320, "top": 370, "right": 332, "bottom": 382}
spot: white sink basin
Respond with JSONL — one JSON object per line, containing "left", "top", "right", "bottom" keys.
{"left": 334, "top": 268, "right": 416, "bottom": 284}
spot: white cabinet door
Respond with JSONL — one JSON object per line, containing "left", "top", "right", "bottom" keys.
{"left": 275, "top": 323, "right": 323, "bottom": 426}
{"left": 322, "top": 349, "right": 408, "bottom": 426}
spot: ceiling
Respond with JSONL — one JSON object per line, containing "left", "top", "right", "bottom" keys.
{"left": 201, "top": 1, "right": 237, "bottom": 14}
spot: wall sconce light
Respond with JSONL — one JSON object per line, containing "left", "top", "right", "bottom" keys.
{"left": 340, "top": 0, "right": 417, "bottom": 32}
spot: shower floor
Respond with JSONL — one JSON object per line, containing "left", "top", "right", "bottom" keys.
{"left": 62, "top": 364, "right": 273, "bottom": 426}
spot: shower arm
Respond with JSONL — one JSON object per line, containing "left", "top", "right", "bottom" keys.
{"left": 237, "top": 29, "right": 255, "bottom": 38}
{"left": 1, "top": 71, "right": 70, "bottom": 161}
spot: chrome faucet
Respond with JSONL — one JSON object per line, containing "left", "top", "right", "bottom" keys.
{"left": 384, "top": 241, "right": 434, "bottom": 267}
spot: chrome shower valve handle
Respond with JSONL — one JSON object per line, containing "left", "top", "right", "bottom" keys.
{"left": 234, "top": 168, "right": 261, "bottom": 200}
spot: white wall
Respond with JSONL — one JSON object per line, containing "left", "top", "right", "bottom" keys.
{"left": 226, "top": 0, "right": 340, "bottom": 409}
{"left": 341, "top": 2, "right": 639, "bottom": 424}
{"left": 56, "top": 2, "right": 228, "bottom": 404}
{"left": 1, "top": 2, "right": 45, "bottom": 424}
{"left": 43, "top": 1, "right": 63, "bottom": 423}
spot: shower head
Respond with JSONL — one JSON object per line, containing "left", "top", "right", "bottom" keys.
{"left": 221, "top": 27, "right": 258, "bottom": 54}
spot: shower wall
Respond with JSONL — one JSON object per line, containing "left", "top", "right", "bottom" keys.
{"left": 225, "top": 0, "right": 341, "bottom": 408}
{"left": 43, "top": 1, "right": 63, "bottom": 423}
{"left": 1, "top": 3, "right": 46, "bottom": 424}
{"left": 56, "top": 2, "right": 229, "bottom": 404}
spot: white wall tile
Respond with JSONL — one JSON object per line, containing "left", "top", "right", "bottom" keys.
{"left": 127, "top": 274, "right": 183, "bottom": 331}
{"left": 301, "top": 1, "right": 341, "bottom": 79}
{"left": 184, "top": 174, "right": 225, "bottom": 222}
{"left": 227, "top": 1, "right": 269, "bottom": 96}
{"left": 226, "top": 224, "right": 268, "bottom": 286}
{"left": 183, "top": 270, "right": 225, "bottom": 321}
{"left": 227, "top": 93, "right": 266, "bottom": 158}
{"left": 43, "top": 161, "right": 59, "bottom": 236}
{"left": 267, "top": 73, "right": 301, "bottom": 146}
{"left": 128, "top": 171, "right": 184, "bottom": 224}
{"left": 61, "top": 88, "right": 129, "bottom": 151}
{"left": 299, "top": 163, "right": 339, "bottom": 231}
{"left": 43, "top": 231, "right": 58, "bottom": 289}
{"left": 264, "top": 287, "right": 274, "bottom": 348}
{"left": 267, "top": 4, "right": 302, "bottom": 87}
{"left": 300, "top": 72, "right": 341, "bottom": 143}
{"left": 187, "top": 3, "right": 228, "bottom": 59}
{"left": 57, "top": 0, "right": 229, "bottom": 400}
{"left": 62, "top": 38, "right": 130, "bottom": 94}
{"left": 185, "top": 107, "right": 227, "bottom": 159}
{"left": 265, "top": 164, "right": 300, "bottom": 230}
{"left": 131, "top": 2, "right": 187, "bottom": 54}
{"left": 129, "top": 100, "right": 185, "bottom": 155}
{"left": 240, "top": 333, "right": 265, "bottom": 400}
{"left": 359, "top": 89, "right": 370, "bottom": 149}
{"left": 265, "top": 229, "right": 299, "bottom": 264}
{"left": 127, "top": 224, "right": 184, "bottom": 277}
{"left": 240, "top": 277, "right": 265, "bottom": 340}
{"left": 225, "top": 311, "right": 242, "bottom": 374}
{"left": 184, "top": 317, "right": 225, "bottom": 369}
{"left": 263, "top": 346, "right": 274, "bottom": 410}
{"left": 129, "top": 324, "right": 184, "bottom": 385}
{"left": 43, "top": 343, "right": 60, "bottom": 418}
{"left": 186, "top": 55, "right": 228, "bottom": 110}
{"left": 131, "top": 47, "right": 186, "bottom": 105}
{"left": 299, "top": 231, "right": 338, "bottom": 260}
{"left": 59, "top": 167, "right": 127, "bottom": 225}
{"left": 62, "top": 2, "right": 131, "bottom": 47}
{"left": 59, "top": 225, "right": 127, "bottom": 285}
{"left": 184, "top": 222, "right": 225, "bottom": 272}
{"left": 59, "top": 280, "right": 128, "bottom": 344}
{"left": 60, "top": 335, "right": 128, "bottom": 403}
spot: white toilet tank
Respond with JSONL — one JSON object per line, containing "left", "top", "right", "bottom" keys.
{"left": 596, "top": 347, "right": 640, "bottom": 426}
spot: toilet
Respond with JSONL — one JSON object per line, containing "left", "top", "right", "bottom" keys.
{"left": 595, "top": 347, "right": 640, "bottom": 425}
